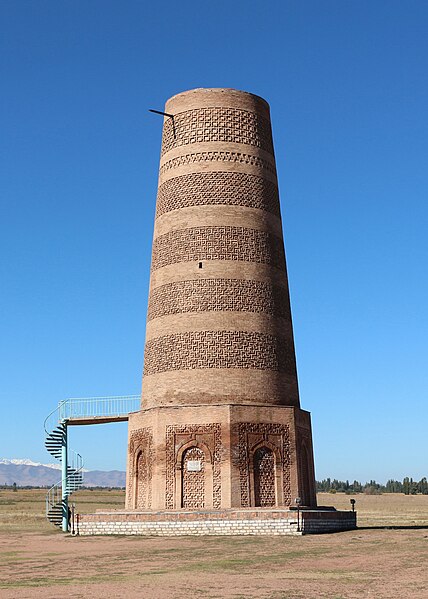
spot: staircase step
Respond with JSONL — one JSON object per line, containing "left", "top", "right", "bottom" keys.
{"left": 45, "top": 414, "right": 84, "bottom": 528}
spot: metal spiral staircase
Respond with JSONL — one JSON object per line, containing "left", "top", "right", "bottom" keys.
{"left": 44, "top": 406, "right": 84, "bottom": 530}
{"left": 44, "top": 395, "right": 140, "bottom": 531}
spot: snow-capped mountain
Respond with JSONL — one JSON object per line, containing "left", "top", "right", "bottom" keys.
{"left": 0, "top": 458, "right": 61, "bottom": 470}
{"left": 0, "top": 458, "right": 125, "bottom": 487}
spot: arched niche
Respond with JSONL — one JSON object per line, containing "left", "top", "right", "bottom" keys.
{"left": 249, "top": 441, "right": 282, "bottom": 507}
{"left": 299, "top": 442, "right": 312, "bottom": 506}
{"left": 133, "top": 447, "right": 149, "bottom": 509}
{"left": 175, "top": 440, "right": 213, "bottom": 510}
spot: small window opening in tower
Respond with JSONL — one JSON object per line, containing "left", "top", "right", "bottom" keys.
{"left": 199, "top": 262, "right": 203, "bottom": 269}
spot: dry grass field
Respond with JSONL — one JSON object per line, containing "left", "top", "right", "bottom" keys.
{"left": 0, "top": 488, "right": 427, "bottom": 598}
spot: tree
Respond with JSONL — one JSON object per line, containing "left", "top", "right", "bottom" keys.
{"left": 403, "top": 477, "right": 410, "bottom": 495}
{"left": 418, "top": 477, "right": 428, "bottom": 495}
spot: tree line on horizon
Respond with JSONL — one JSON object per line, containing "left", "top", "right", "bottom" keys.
{"left": 2, "top": 478, "right": 427, "bottom": 495}
{"left": 317, "top": 477, "right": 428, "bottom": 495}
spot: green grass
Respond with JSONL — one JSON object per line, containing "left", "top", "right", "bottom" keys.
{"left": 0, "top": 487, "right": 126, "bottom": 534}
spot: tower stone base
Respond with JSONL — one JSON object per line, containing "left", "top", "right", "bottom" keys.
{"left": 77, "top": 507, "right": 357, "bottom": 536}
{"left": 125, "top": 404, "right": 317, "bottom": 512}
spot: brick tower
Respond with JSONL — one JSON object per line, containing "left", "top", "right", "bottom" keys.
{"left": 126, "top": 88, "right": 317, "bottom": 511}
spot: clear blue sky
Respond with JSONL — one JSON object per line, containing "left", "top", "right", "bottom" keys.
{"left": 1, "top": 1, "right": 427, "bottom": 481}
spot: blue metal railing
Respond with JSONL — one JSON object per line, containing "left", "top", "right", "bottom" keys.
{"left": 58, "top": 395, "right": 140, "bottom": 421}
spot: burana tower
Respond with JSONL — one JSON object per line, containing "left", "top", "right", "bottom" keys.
{"left": 125, "top": 88, "right": 317, "bottom": 512}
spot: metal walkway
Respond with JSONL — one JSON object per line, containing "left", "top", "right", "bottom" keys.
{"left": 44, "top": 395, "right": 140, "bottom": 531}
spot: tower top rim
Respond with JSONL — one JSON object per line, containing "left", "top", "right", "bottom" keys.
{"left": 165, "top": 88, "right": 270, "bottom": 109}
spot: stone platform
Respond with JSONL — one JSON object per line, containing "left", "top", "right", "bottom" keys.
{"left": 76, "top": 508, "right": 356, "bottom": 536}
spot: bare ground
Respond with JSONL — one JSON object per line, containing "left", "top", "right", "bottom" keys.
{"left": 0, "top": 490, "right": 427, "bottom": 598}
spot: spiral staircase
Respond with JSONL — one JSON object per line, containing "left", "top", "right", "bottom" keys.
{"left": 45, "top": 422, "right": 83, "bottom": 528}
{"left": 44, "top": 409, "right": 84, "bottom": 529}
{"left": 44, "top": 395, "right": 140, "bottom": 531}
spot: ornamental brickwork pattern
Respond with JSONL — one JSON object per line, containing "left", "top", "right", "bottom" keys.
{"left": 254, "top": 447, "right": 276, "bottom": 507}
{"left": 151, "top": 226, "right": 285, "bottom": 272}
{"left": 234, "top": 422, "right": 291, "bottom": 507}
{"left": 161, "top": 107, "right": 274, "bottom": 156}
{"left": 181, "top": 447, "right": 206, "bottom": 509}
{"left": 127, "top": 428, "right": 154, "bottom": 509}
{"left": 156, "top": 171, "right": 280, "bottom": 218}
{"left": 147, "top": 279, "right": 291, "bottom": 321}
{"left": 165, "top": 423, "right": 222, "bottom": 510}
{"left": 159, "top": 151, "right": 277, "bottom": 177}
{"left": 143, "top": 331, "right": 296, "bottom": 376}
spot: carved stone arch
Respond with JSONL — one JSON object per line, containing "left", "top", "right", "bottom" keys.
{"left": 174, "top": 440, "right": 213, "bottom": 510}
{"left": 250, "top": 439, "right": 281, "bottom": 465}
{"left": 176, "top": 439, "right": 213, "bottom": 466}
{"left": 249, "top": 441, "right": 281, "bottom": 507}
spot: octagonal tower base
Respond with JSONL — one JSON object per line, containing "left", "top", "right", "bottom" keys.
{"left": 125, "top": 405, "right": 316, "bottom": 512}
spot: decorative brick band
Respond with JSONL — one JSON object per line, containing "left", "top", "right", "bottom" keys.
{"left": 155, "top": 171, "right": 280, "bottom": 218}
{"left": 147, "top": 279, "right": 290, "bottom": 321}
{"left": 143, "top": 331, "right": 295, "bottom": 376}
{"left": 161, "top": 107, "right": 274, "bottom": 155}
{"left": 159, "top": 151, "right": 277, "bottom": 177}
{"left": 151, "top": 226, "right": 285, "bottom": 272}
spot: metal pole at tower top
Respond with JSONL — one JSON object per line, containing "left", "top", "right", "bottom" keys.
{"left": 61, "top": 423, "right": 68, "bottom": 532}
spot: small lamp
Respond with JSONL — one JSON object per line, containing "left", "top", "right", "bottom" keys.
{"left": 350, "top": 498, "right": 356, "bottom": 512}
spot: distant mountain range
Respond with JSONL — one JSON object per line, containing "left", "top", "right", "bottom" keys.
{"left": 0, "top": 459, "right": 126, "bottom": 487}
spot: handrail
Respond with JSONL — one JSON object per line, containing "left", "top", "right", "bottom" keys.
{"left": 60, "top": 395, "right": 140, "bottom": 421}
{"left": 44, "top": 395, "right": 140, "bottom": 433}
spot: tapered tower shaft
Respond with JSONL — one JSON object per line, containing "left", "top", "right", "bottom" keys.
{"left": 126, "top": 89, "right": 317, "bottom": 511}
{"left": 143, "top": 88, "right": 300, "bottom": 410}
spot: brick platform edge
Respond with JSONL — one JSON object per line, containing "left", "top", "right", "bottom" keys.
{"left": 75, "top": 508, "right": 356, "bottom": 536}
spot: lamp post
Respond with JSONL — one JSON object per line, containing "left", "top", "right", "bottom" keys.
{"left": 350, "top": 498, "right": 356, "bottom": 512}
{"left": 71, "top": 503, "right": 75, "bottom": 535}
{"left": 295, "top": 497, "right": 302, "bottom": 532}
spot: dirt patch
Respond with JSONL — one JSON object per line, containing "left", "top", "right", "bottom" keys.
{"left": 0, "top": 528, "right": 427, "bottom": 598}
{"left": 0, "top": 490, "right": 427, "bottom": 598}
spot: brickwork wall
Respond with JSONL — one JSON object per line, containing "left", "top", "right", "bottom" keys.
{"left": 296, "top": 425, "right": 317, "bottom": 507}
{"left": 234, "top": 421, "right": 292, "bottom": 507}
{"left": 156, "top": 172, "right": 280, "bottom": 218}
{"left": 159, "top": 150, "right": 277, "bottom": 178}
{"left": 144, "top": 331, "right": 295, "bottom": 376}
{"left": 77, "top": 509, "right": 356, "bottom": 536}
{"left": 127, "top": 428, "right": 153, "bottom": 509}
{"left": 147, "top": 279, "right": 290, "bottom": 321}
{"left": 165, "top": 422, "right": 222, "bottom": 510}
{"left": 150, "top": 226, "right": 285, "bottom": 272}
{"left": 143, "top": 88, "right": 300, "bottom": 413}
{"left": 161, "top": 107, "right": 274, "bottom": 155}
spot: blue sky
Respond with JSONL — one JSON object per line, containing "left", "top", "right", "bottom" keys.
{"left": 1, "top": 1, "right": 427, "bottom": 481}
